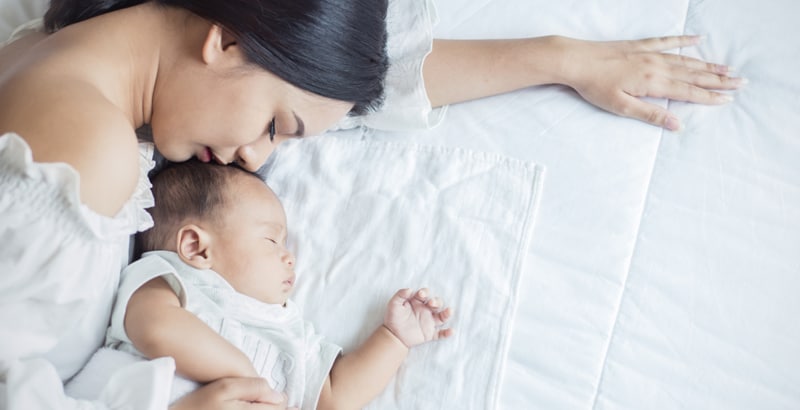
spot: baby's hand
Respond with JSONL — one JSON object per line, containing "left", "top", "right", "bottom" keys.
{"left": 383, "top": 288, "right": 454, "bottom": 348}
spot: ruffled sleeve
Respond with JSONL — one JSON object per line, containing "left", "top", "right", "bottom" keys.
{"left": 116, "top": 141, "right": 156, "bottom": 233}
{"left": 333, "top": 0, "right": 446, "bottom": 132}
{"left": 0, "top": 133, "right": 166, "bottom": 409}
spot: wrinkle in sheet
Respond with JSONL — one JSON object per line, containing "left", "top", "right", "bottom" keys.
{"left": 589, "top": 2, "right": 691, "bottom": 407}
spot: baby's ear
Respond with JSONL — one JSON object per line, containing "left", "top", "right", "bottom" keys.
{"left": 176, "top": 224, "right": 213, "bottom": 270}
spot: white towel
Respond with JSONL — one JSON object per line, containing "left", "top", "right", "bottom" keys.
{"left": 260, "top": 136, "right": 544, "bottom": 410}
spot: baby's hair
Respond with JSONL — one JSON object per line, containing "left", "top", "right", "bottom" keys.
{"left": 134, "top": 159, "right": 263, "bottom": 259}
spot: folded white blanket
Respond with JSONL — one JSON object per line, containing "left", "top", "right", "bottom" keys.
{"left": 260, "top": 136, "right": 544, "bottom": 409}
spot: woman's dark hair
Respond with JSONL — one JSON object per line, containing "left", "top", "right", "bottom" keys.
{"left": 134, "top": 159, "right": 262, "bottom": 258}
{"left": 45, "top": 0, "right": 388, "bottom": 115}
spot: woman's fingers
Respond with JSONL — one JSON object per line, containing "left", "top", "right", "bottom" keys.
{"left": 654, "top": 79, "right": 734, "bottom": 105}
{"left": 215, "top": 378, "right": 285, "bottom": 404}
{"left": 619, "top": 53, "right": 740, "bottom": 104}
{"left": 611, "top": 93, "right": 680, "bottom": 131}
{"left": 673, "top": 69, "right": 743, "bottom": 91}
{"left": 567, "top": 35, "right": 743, "bottom": 130}
{"left": 626, "top": 36, "right": 747, "bottom": 91}
{"left": 612, "top": 81, "right": 732, "bottom": 130}
{"left": 661, "top": 52, "right": 730, "bottom": 75}
{"left": 658, "top": 53, "right": 746, "bottom": 90}
{"left": 170, "top": 377, "right": 289, "bottom": 410}
{"left": 625, "top": 35, "right": 703, "bottom": 52}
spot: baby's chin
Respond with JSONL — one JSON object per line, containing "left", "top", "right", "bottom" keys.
{"left": 258, "top": 296, "right": 289, "bottom": 306}
{"left": 263, "top": 293, "right": 291, "bottom": 306}
{"left": 237, "top": 289, "right": 290, "bottom": 306}
{"left": 279, "top": 295, "right": 289, "bottom": 307}
{"left": 236, "top": 283, "right": 292, "bottom": 306}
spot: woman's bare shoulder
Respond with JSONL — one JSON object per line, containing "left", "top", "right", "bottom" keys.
{"left": 0, "top": 73, "right": 140, "bottom": 217}
{"left": 0, "top": 31, "right": 48, "bottom": 71}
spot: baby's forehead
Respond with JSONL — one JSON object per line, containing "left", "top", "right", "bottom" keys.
{"left": 226, "top": 172, "right": 285, "bottom": 211}
{"left": 227, "top": 170, "right": 276, "bottom": 194}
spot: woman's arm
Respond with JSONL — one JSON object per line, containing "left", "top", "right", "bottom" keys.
{"left": 125, "top": 277, "right": 259, "bottom": 382}
{"left": 0, "top": 78, "right": 140, "bottom": 217}
{"left": 423, "top": 35, "right": 744, "bottom": 130}
{"left": 170, "top": 377, "right": 296, "bottom": 410}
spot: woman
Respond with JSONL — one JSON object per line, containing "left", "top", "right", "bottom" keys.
{"left": 0, "top": 0, "right": 742, "bottom": 409}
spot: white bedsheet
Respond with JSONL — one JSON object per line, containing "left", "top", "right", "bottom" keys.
{"left": 260, "top": 137, "right": 543, "bottom": 410}
{"left": 408, "top": 0, "right": 800, "bottom": 408}
{"left": 2, "top": 0, "right": 799, "bottom": 408}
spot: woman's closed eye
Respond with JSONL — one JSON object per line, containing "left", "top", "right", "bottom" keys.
{"left": 268, "top": 117, "right": 276, "bottom": 142}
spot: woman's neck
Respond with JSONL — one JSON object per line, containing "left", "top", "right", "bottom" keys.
{"left": 39, "top": 3, "right": 201, "bottom": 128}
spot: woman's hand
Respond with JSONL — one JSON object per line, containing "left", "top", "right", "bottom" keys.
{"left": 170, "top": 377, "right": 298, "bottom": 410}
{"left": 558, "top": 35, "right": 746, "bottom": 131}
{"left": 425, "top": 35, "right": 744, "bottom": 131}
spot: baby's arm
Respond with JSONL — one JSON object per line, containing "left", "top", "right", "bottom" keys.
{"left": 125, "top": 277, "right": 258, "bottom": 382}
{"left": 317, "top": 288, "right": 454, "bottom": 410}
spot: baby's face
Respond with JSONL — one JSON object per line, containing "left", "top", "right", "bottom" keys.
{"left": 209, "top": 175, "right": 295, "bottom": 305}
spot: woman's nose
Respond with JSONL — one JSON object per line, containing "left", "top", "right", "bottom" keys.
{"left": 236, "top": 139, "right": 275, "bottom": 172}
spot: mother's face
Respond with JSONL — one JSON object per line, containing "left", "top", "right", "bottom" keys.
{"left": 149, "top": 28, "right": 353, "bottom": 171}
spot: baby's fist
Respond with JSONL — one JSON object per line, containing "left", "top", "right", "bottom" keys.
{"left": 383, "top": 288, "right": 454, "bottom": 348}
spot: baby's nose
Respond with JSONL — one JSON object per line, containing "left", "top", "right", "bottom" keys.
{"left": 283, "top": 251, "right": 295, "bottom": 267}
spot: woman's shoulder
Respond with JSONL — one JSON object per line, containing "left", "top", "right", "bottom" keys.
{"left": 0, "top": 72, "right": 140, "bottom": 217}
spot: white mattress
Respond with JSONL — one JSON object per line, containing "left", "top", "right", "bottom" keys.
{"left": 417, "top": 0, "right": 800, "bottom": 408}
{"left": 2, "top": 0, "right": 798, "bottom": 408}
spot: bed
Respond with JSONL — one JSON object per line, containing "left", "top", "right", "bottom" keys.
{"left": 2, "top": 0, "right": 799, "bottom": 409}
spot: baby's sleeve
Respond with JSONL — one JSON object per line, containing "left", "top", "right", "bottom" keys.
{"left": 334, "top": 0, "right": 446, "bottom": 132}
{"left": 300, "top": 321, "right": 342, "bottom": 410}
{"left": 105, "top": 253, "right": 187, "bottom": 349}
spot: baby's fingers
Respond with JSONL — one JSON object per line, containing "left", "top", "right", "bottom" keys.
{"left": 437, "top": 328, "right": 455, "bottom": 340}
{"left": 389, "top": 288, "right": 414, "bottom": 308}
{"left": 426, "top": 296, "right": 442, "bottom": 310}
{"left": 414, "top": 288, "right": 430, "bottom": 302}
{"left": 414, "top": 289, "right": 448, "bottom": 307}
{"left": 435, "top": 306, "right": 454, "bottom": 325}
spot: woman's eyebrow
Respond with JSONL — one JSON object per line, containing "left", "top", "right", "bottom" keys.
{"left": 292, "top": 111, "right": 305, "bottom": 137}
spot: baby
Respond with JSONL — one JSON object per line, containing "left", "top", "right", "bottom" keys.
{"left": 105, "top": 160, "right": 454, "bottom": 409}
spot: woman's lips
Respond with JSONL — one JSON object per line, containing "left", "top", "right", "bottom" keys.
{"left": 198, "top": 147, "right": 212, "bottom": 163}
